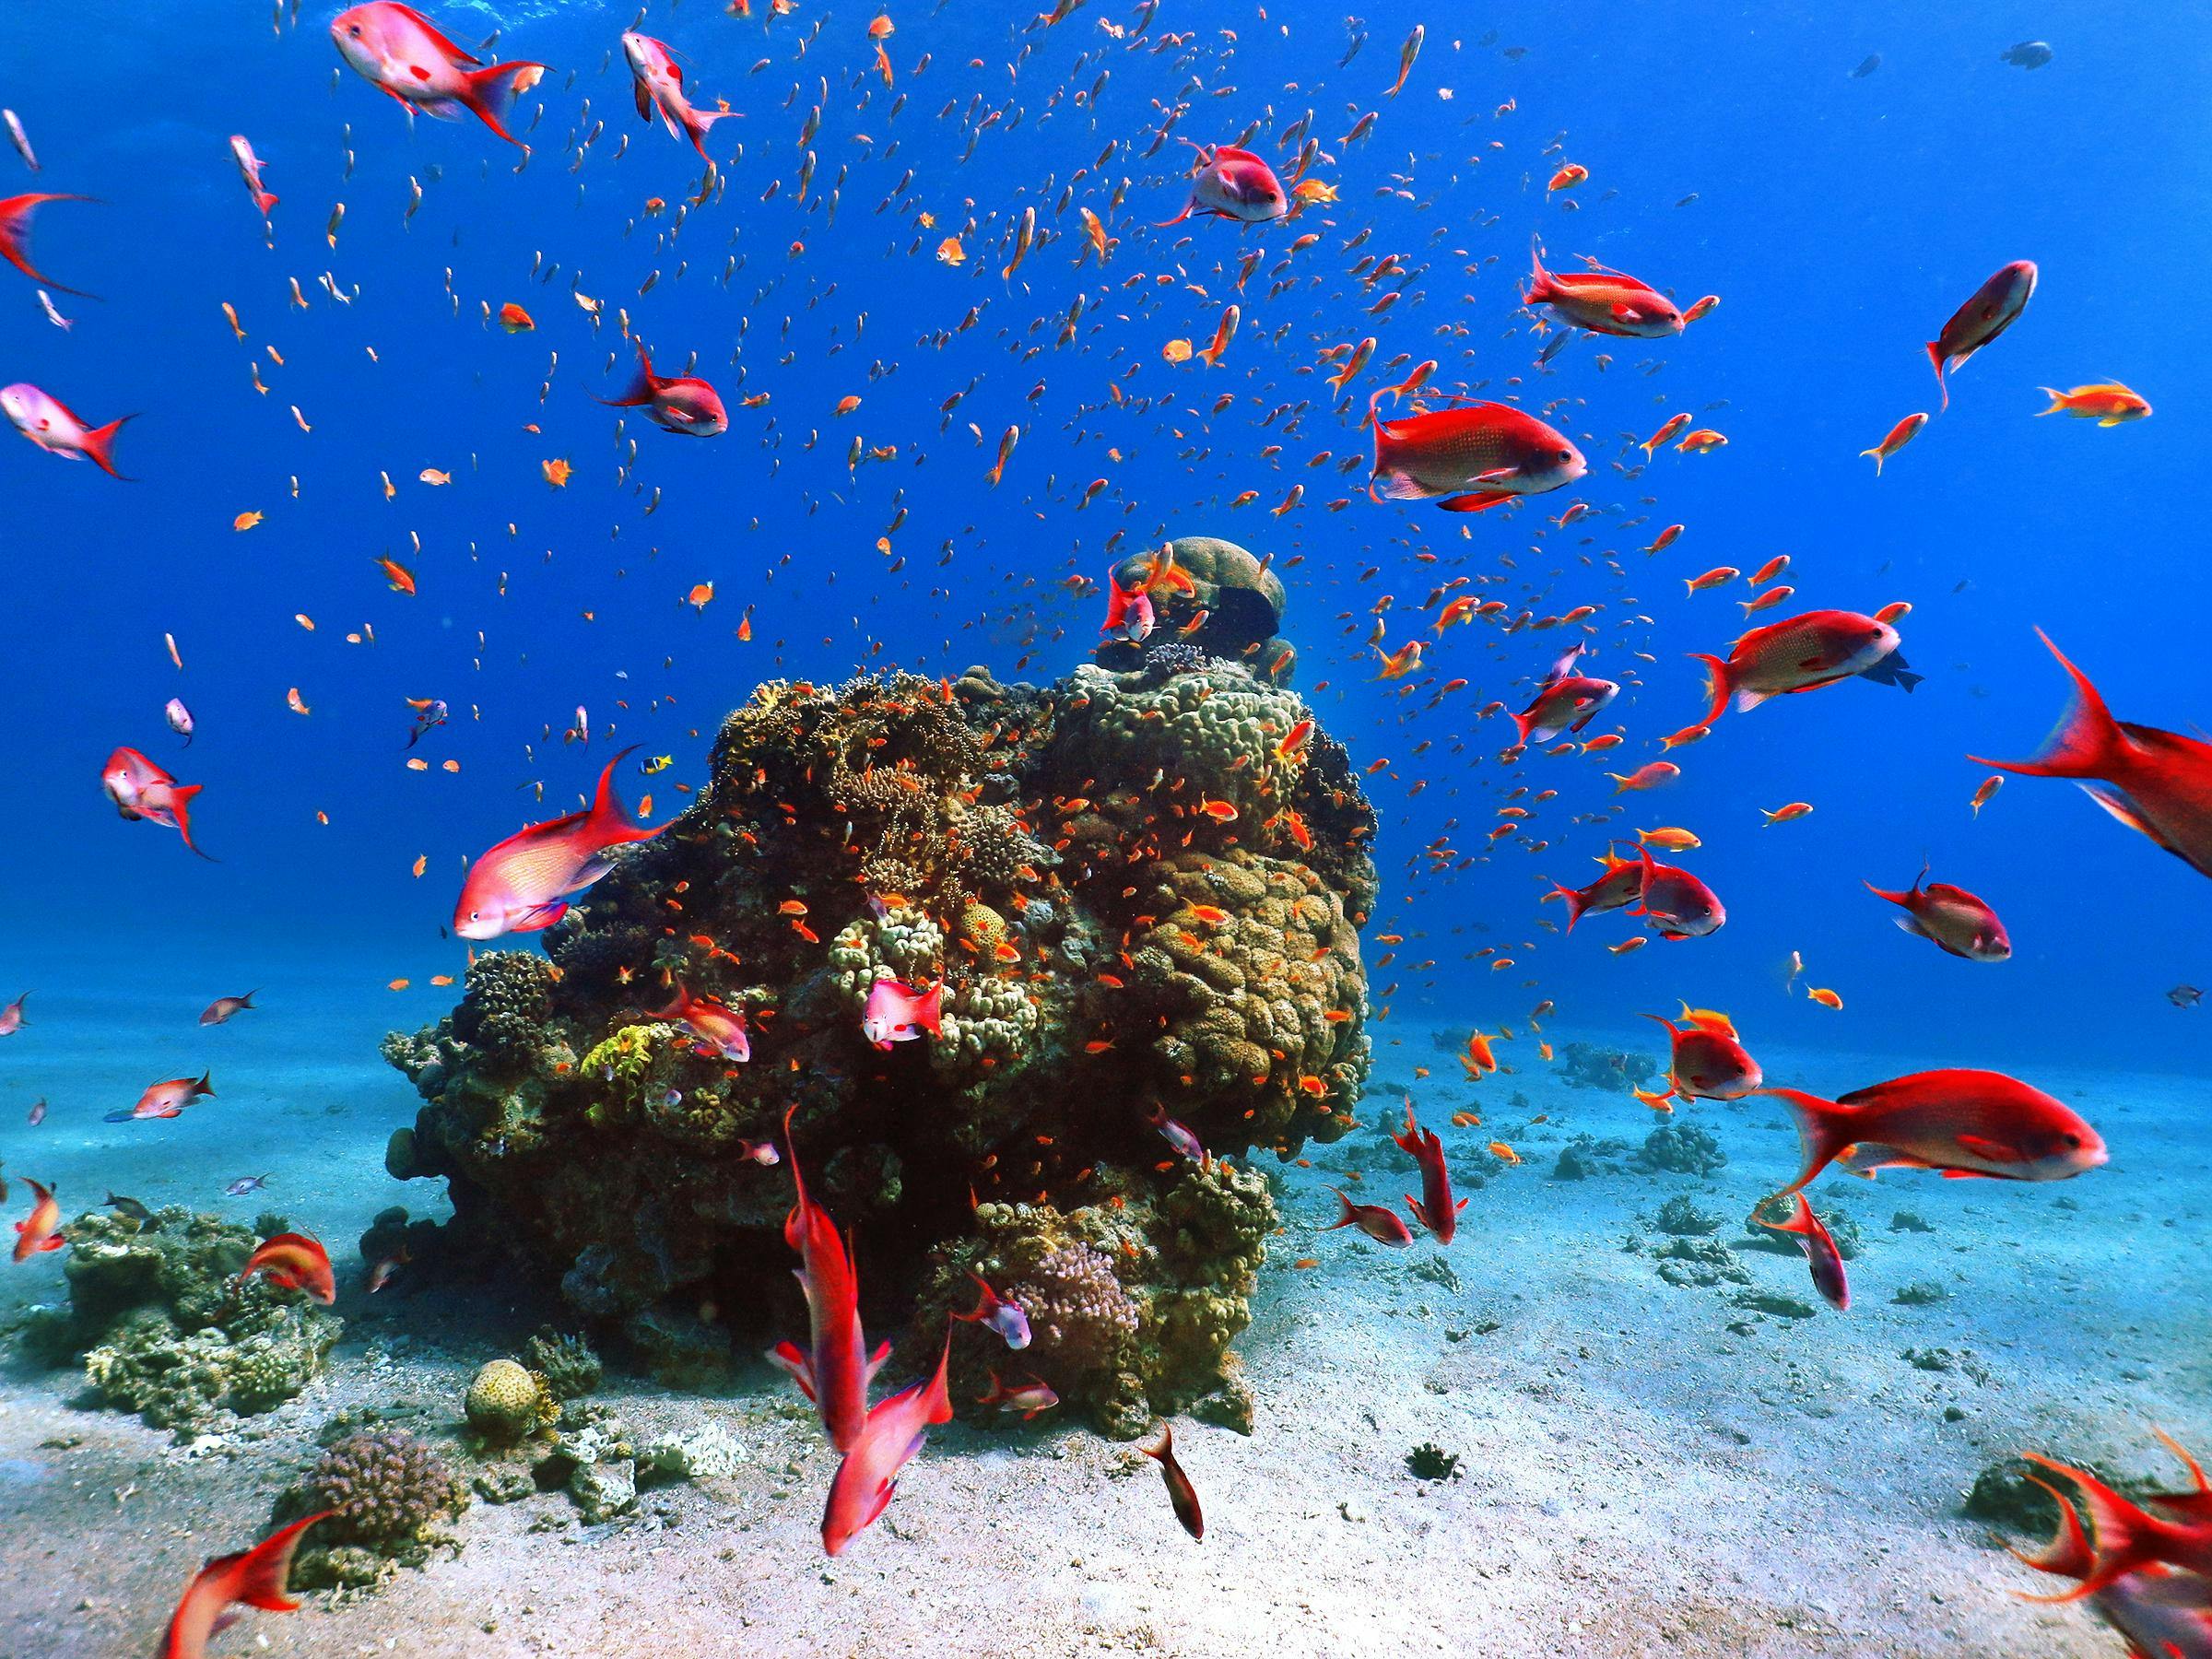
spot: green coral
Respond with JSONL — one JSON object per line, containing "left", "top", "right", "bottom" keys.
{"left": 42, "top": 1206, "right": 338, "bottom": 1436}
{"left": 524, "top": 1328, "right": 604, "bottom": 1401}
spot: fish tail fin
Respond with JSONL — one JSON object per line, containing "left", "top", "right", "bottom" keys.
{"left": 231, "top": 1512, "right": 332, "bottom": 1612}
{"left": 1862, "top": 877, "right": 1911, "bottom": 909}
{"left": 194, "top": 1069, "right": 215, "bottom": 1100}
{"left": 1752, "top": 1191, "right": 1816, "bottom": 1239}
{"left": 1688, "top": 653, "right": 1734, "bottom": 728}
{"left": 1524, "top": 236, "right": 1553, "bottom": 305}
{"left": 1758, "top": 1087, "right": 1853, "bottom": 1194}
{"left": 2035, "top": 386, "right": 2065, "bottom": 417}
{"left": 768, "top": 1338, "right": 819, "bottom": 1403}
{"left": 1541, "top": 881, "right": 1588, "bottom": 933}
{"left": 2003, "top": 1473, "right": 2098, "bottom": 1583}
{"left": 1510, "top": 709, "right": 1535, "bottom": 748}
{"left": 1324, "top": 1186, "right": 1359, "bottom": 1230}
{"left": 1151, "top": 203, "right": 1193, "bottom": 229}
{"left": 1857, "top": 444, "right": 1885, "bottom": 476}
{"left": 1141, "top": 1421, "right": 1173, "bottom": 1463}
{"left": 2017, "top": 1453, "right": 2154, "bottom": 1598}
{"left": 587, "top": 745, "right": 662, "bottom": 843}
{"left": 601, "top": 347, "right": 658, "bottom": 408}
{"left": 168, "top": 781, "right": 214, "bottom": 858}
{"left": 459, "top": 61, "right": 543, "bottom": 149}
{"left": 914, "top": 982, "right": 944, "bottom": 1036}
{"left": 1965, "top": 630, "right": 2129, "bottom": 781}
{"left": 1926, "top": 341, "right": 1949, "bottom": 412}
{"left": 2150, "top": 1425, "right": 2212, "bottom": 1496}
{"left": 686, "top": 110, "right": 739, "bottom": 158}
{"left": 80, "top": 413, "right": 136, "bottom": 480}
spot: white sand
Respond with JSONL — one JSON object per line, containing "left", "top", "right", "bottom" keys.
{"left": 1, "top": 971, "right": 2201, "bottom": 1656}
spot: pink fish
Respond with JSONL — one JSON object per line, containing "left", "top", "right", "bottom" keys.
{"left": 108, "top": 1071, "right": 214, "bottom": 1123}
{"left": 1100, "top": 576, "right": 1156, "bottom": 642}
{"left": 1632, "top": 845, "right": 1725, "bottom": 940}
{"left": 951, "top": 1272, "right": 1031, "bottom": 1349}
{"left": 621, "top": 33, "right": 740, "bottom": 161}
{"left": 101, "top": 747, "right": 209, "bottom": 856}
{"left": 1158, "top": 142, "right": 1288, "bottom": 227}
{"left": 1754, "top": 1192, "right": 1850, "bottom": 1310}
{"left": 1324, "top": 1185, "right": 1415, "bottom": 1246}
{"left": 6, "top": 382, "right": 134, "bottom": 478}
{"left": 1145, "top": 1102, "right": 1206, "bottom": 1163}
{"left": 0, "top": 992, "right": 26, "bottom": 1036}
{"left": 862, "top": 977, "right": 941, "bottom": 1050}
{"left": 1865, "top": 865, "right": 2011, "bottom": 962}
{"left": 820, "top": 1327, "right": 953, "bottom": 1557}
{"left": 598, "top": 345, "right": 728, "bottom": 437}
{"left": 1512, "top": 658, "right": 1618, "bottom": 747}
{"left": 975, "top": 1369, "right": 1059, "bottom": 1419}
{"left": 0, "top": 193, "right": 95, "bottom": 297}
{"left": 331, "top": 3, "right": 543, "bottom": 149}
{"left": 228, "top": 136, "right": 277, "bottom": 219}
{"left": 650, "top": 983, "right": 749, "bottom": 1062}
{"left": 453, "top": 748, "right": 663, "bottom": 939}
{"left": 770, "top": 1105, "right": 889, "bottom": 1453}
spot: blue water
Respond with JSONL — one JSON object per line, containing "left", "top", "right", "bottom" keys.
{"left": 3, "top": 2, "right": 2200, "bottom": 1090}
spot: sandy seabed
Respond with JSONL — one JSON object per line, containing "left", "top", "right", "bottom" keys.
{"left": 0, "top": 963, "right": 2201, "bottom": 1658}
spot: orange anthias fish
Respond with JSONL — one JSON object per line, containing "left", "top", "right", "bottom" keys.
{"left": 12, "top": 1176, "right": 63, "bottom": 1261}
{"left": 2035, "top": 382, "right": 2151, "bottom": 426}
{"left": 237, "top": 1231, "right": 336, "bottom": 1304}
{"left": 1525, "top": 242, "right": 1683, "bottom": 338}
{"left": 1969, "top": 629, "right": 2212, "bottom": 879}
{"left": 1859, "top": 412, "right": 1928, "bottom": 476}
{"left": 159, "top": 1512, "right": 333, "bottom": 1659}
{"left": 1368, "top": 386, "right": 1586, "bottom": 513}
{"left": 453, "top": 747, "right": 665, "bottom": 939}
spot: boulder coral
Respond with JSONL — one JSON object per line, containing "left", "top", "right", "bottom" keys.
{"left": 386, "top": 639, "right": 1373, "bottom": 1430}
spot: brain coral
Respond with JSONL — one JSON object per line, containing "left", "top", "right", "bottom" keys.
{"left": 386, "top": 646, "right": 1372, "bottom": 1428}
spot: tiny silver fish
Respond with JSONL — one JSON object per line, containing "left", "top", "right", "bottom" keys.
{"left": 3, "top": 109, "right": 36, "bottom": 172}
{"left": 224, "top": 1172, "right": 273, "bottom": 1196}
{"left": 165, "top": 697, "right": 194, "bottom": 745}
{"left": 36, "top": 289, "right": 71, "bottom": 331}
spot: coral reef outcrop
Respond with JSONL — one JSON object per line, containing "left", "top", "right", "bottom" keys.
{"left": 386, "top": 640, "right": 1373, "bottom": 1432}
{"left": 29, "top": 1206, "right": 340, "bottom": 1436}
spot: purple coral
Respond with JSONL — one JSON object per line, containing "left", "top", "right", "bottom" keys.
{"left": 307, "top": 1429, "right": 466, "bottom": 1546}
{"left": 1009, "top": 1243, "right": 1138, "bottom": 1374}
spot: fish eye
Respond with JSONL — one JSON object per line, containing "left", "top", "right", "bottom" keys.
{"left": 2062, "top": 1132, "right": 2082, "bottom": 1148}
{"left": 1555, "top": 448, "right": 1573, "bottom": 463}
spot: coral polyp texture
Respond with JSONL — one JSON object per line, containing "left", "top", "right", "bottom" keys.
{"left": 387, "top": 642, "right": 1374, "bottom": 1430}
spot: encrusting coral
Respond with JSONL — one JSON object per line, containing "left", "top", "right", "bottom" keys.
{"left": 386, "top": 568, "right": 1372, "bottom": 1431}
{"left": 27, "top": 1206, "right": 340, "bottom": 1436}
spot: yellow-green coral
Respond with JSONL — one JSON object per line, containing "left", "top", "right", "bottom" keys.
{"left": 465, "top": 1359, "right": 556, "bottom": 1442}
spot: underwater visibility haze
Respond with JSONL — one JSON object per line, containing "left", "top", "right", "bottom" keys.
{"left": 1, "top": 1, "right": 2208, "bottom": 1654}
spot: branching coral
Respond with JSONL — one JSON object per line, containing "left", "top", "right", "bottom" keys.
{"left": 385, "top": 637, "right": 1370, "bottom": 1424}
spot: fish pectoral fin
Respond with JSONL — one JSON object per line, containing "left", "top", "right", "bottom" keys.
{"left": 1367, "top": 468, "right": 1430, "bottom": 503}
{"left": 1955, "top": 1133, "right": 2025, "bottom": 1164}
{"left": 1609, "top": 301, "right": 1643, "bottom": 323}
{"left": 1941, "top": 1170, "right": 1996, "bottom": 1180}
{"left": 865, "top": 1339, "right": 894, "bottom": 1383}
{"left": 1471, "top": 466, "right": 1518, "bottom": 483}
{"left": 2080, "top": 785, "right": 2171, "bottom": 850}
{"left": 1438, "top": 490, "right": 1513, "bottom": 513}
{"left": 768, "top": 1340, "right": 818, "bottom": 1402}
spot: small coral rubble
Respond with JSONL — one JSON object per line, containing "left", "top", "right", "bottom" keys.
{"left": 387, "top": 648, "right": 1374, "bottom": 1431}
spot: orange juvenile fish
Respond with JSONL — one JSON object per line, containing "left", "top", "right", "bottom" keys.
{"left": 1859, "top": 412, "right": 1928, "bottom": 476}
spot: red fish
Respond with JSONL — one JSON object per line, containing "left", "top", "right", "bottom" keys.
{"left": 1100, "top": 574, "right": 1156, "bottom": 642}
{"left": 1525, "top": 242, "right": 1684, "bottom": 338}
{"left": 1754, "top": 1192, "right": 1849, "bottom": 1310}
{"left": 1543, "top": 845, "right": 1643, "bottom": 932}
{"left": 331, "top": 4, "right": 543, "bottom": 149}
{"left": 1391, "top": 1103, "right": 1465, "bottom": 1244}
{"left": 6, "top": 382, "right": 135, "bottom": 478}
{"left": 1968, "top": 630, "right": 2212, "bottom": 880}
{"left": 101, "top": 747, "right": 209, "bottom": 855}
{"left": 1641, "top": 1005, "right": 1759, "bottom": 1101}
{"left": 2013, "top": 1437, "right": 2212, "bottom": 1603}
{"left": 1324, "top": 1185, "right": 1415, "bottom": 1246}
{"left": 0, "top": 193, "right": 95, "bottom": 296}
{"left": 1631, "top": 845, "right": 1725, "bottom": 939}
{"left": 107, "top": 1071, "right": 215, "bottom": 1123}
{"left": 1368, "top": 387, "right": 1585, "bottom": 513}
{"left": 1512, "top": 645, "right": 1618, "bottom": 747}
{"left": 12, "top": 1176, "right": 63, "bottom": 1262}
{"left": 453, "top": 747, "right": 664, "bottom": 939}
{"left": 237, "top": 1231, "right": 336, "bottom": 1304}
{"left": 650, "top": 983, "right": 750, "bottom": 1062}
{"left": 1141, "top": 1421, "right": 1205, "bottom": 1540}
{"left": 159, "top": 1511, "right": 333, "bottom": 1659}
{"left": 771, "top": 1105, "right": 889, "bottom": 1453}
{"left": 1689, "top": 609, "right": 1900, "bottom": 727}
{"left": 598, "top": 345, "right": 728, "bottom": 437}
{"left": 1761, "top": 1068, "right": 2107, "bottom": 1195}
{"left": 820, "top": 1325, "right": 952, "bottom": 1556}
{"left": 1158, "top": 143, "right": 1288, "bottom": 227}
{"left": 1865, "top": 865, "right": 2010, "bottom": 961}
{"left": 1927, "top": 259, "right": 2037, "bottom": 412}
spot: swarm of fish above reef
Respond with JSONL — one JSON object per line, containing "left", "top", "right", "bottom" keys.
{"left": 387, "top": 638, "right": 1376, "bottom": 1433}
